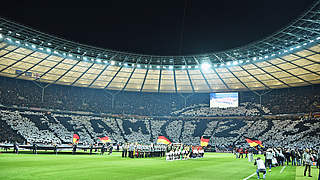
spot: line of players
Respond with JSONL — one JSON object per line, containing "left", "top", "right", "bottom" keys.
{"left": 166, "top": 144, "right": 204, "bottom": 161}
{"left": 121, "top": 143, "right": 167, "bottom": 158}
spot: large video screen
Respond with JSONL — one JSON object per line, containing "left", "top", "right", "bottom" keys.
{"left": 210, "top": 92, "right": 238, "bottom": 108}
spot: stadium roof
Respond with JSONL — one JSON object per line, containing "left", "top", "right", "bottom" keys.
{"left": 0, "top": 1, "right": 320, "bottom": 93}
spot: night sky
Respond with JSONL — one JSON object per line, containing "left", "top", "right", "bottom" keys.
{"left": 0, "top": 0, "right": 317, "bottom": 56}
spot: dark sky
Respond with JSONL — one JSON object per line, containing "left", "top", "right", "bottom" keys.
{"left": 0, "top": 0, "right": 317, "bottom": 56}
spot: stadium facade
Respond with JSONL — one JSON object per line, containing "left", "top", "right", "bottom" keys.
{"left": 0, "top": 2, "right": 320, "bottom": 94}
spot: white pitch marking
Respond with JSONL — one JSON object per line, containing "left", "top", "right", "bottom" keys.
{"left": 280, "top": 166, "right": 286, "bottom": 174}
{"left": 243, "top": 172, "right": 256, "bottom": 180}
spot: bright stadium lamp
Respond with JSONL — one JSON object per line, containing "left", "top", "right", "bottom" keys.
{"left": 169, "top": 66, "right": 173, "bottom": 69}
{"left": 233, "top": 61, "right": 238, "bottom": 65}
{"left": 226, "top": 62, "right": 231, "bottom": 66}
{"left": 110, "top": 61, "right": 115, "bottom": 65}
{"left": 137, "top": 64, "right": 141, "bottom": 68}
{"left": 0, "top": 33, "right": 3, "bottom": 39}
{"left": 182, "top": 66, "right": 186, "bottom": 69}
{"left": 201, "top": 62, "right": 211, "bottom": 70}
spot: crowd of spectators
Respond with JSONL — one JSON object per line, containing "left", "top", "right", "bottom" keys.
{"left": 0, "top": 107, "right": 319, "bottom": 149}
{"left": 0, "top": 76, "right": 319, "bottom": 117}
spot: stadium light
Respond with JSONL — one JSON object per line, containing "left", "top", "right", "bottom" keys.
{"left": 0, "top": 33, "right": 4, "bottom": 39}
{"left": 246, "top": 60, "right": 250, "bottom": 63}
{"left": 137, "top": 64, "right": 141, "bottom": 68}
{"left": 253, "top": 57, "right": 257, "bottom": 61}
{"left": 201, "top": 62, "right": 211, "bottom": 70}
{"left": 226, "top": 62, "right": 231, "bottom": 66}
{"left": 156, "top": 65, "right": 160, "bottom": 68}
{"left": 169, "top": 66, "right": 173, "bottom": 69}
{"left": 233, "top": 61, "right": 238, "bottom": 65}
{"left": 46, "top": 48, "right": 51, "bottom": 53}
{"left": 188, "top": 66, "right": 191, "bottom": 69}
{"left": 31, "top": 44, "right": 36, "bottom": 49}
{"left": 96, "top": 59, "right": 101, "bottom": 63}
{"left": 124, "top": 63, "right": 128, "bottom": 66}
{"left": 182, "top": 66, "right": 186, "bottom": 69}
{"left": 110, "top": 61, "right": 115, "bottom": 65}
{"left": 195, "top": 65, "right": 199, "bottom": 68}
{"left": 317, "top": 37, "right": 320, "bottom": 40}
{"left": 6, "top": 38, "right": 12, "bottom": 41}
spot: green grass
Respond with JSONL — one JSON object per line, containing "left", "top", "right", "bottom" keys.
{"left": 0, "top": 152, "right": 319, "bottom": 180}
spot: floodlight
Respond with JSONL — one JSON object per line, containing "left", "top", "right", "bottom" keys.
{"left": 169, "top": 66, "right": 173, "bottom": 69}
{"left": 111, "top": 61, "right": 115, "bottom": 65}
{"left": 188, "top": 66, "right": 191, "bottom": 69}
{"left": 124, "top": 63, "right": 128, "bottom": 66}
{"left": 226, "top": 62, "right": 231, "bottom": 66}
{"left": 0, "top": 33, "right": 3, "bottom": 39}
{"left": 182, "top": 66, "right": 186, "bottom": 69}
{"left": 96, "top": 59, "right": 101, "bottom": 63}
{"left": 156, "top": 65, "right": 160, "bottom": 68}
{"left": 31, "top": 44, "right": 36, "bottom": 48}
{"left": 201, "top": 62, "right": 211, "bottom": 70}
{"left": 137, "top": 64, "right": 141, "bottom": 68}
{"left": 233, "top": 61, "right": 238, "bottom": 65}
{"left": 253, "top": 57, "right": 257, "bottom": 61}
{"left": 46, "top": 48, "right": 51, "bottom": 53}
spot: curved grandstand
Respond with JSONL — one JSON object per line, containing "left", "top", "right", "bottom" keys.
{"left": 0, "top": 2, "right": 320, "bottom": 93}
{"left": 0, "top": 1, "right": 320, "bottom": 147}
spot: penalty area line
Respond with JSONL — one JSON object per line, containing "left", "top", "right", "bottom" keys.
{"left": 280, "top": 166, "right": 286, "bottom": 174}
{"left": 243, "top": 172, "right": 256, "bottom": 180}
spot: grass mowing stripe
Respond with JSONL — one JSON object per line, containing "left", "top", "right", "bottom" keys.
{"left": 280, "top": 166, "right": 286, "bottom": 174}
{"left": 243, "top": 172, "right": 256, "bottom": 180}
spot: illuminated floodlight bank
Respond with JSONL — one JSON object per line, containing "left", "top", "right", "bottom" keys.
{"left": 201, "top": 62, "right": 211, "bottom": 70}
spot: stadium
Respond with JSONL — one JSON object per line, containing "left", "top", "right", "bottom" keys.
{"left": 0, "top": 1, "right": 320, "bottom": 180}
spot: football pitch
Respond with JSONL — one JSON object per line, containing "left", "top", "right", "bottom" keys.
{"left": 0, "top": 152, "right": 319, "bottom": 180}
